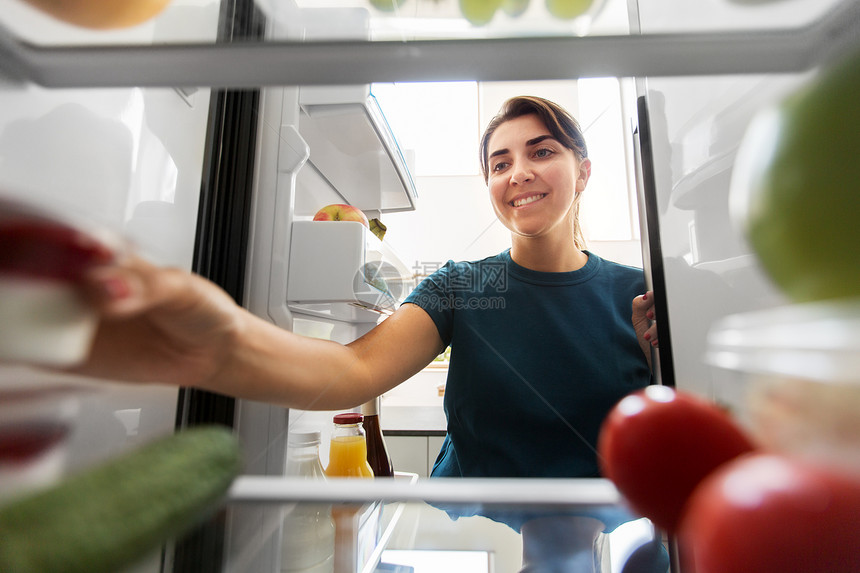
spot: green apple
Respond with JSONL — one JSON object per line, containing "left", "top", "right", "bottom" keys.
{"left": 459, "top": 0, "right": 502, "bottom": 26}
{"left": 502, "top": 0, "right": 530, "bottom": 18}
{"left": 312, "top": 204, "right": 369, "bottom": 227}
{"left": 369, "top": 0, "right": 406, "bottom": 12}
{"left": 545, "top": 0, "right": 594, "bottom": 20}
{"left": 731, "top": 48, "right": 860, "bottom": 302}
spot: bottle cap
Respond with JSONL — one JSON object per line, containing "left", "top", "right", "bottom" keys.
{"left": 333, "top": 412, "right": 363, "bottom": 425}
{"left": 287, "top": 430, "right": 321, "bottom": 446}
{"left": 361, "top": 397, "right": 381, "bottom": 416}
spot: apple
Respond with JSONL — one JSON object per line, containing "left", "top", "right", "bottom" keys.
{"left": 545, "top": 0, "right": 594, "bottom": 20}
{"left": 730, "top": 47, "right": 860, "bottom": 302}
{"left": 312, "top": 204, "right": 369, "bottom": 227}
{"left": 20, "top": 0, "right": 172, "bottom": 29}
{"left": 459, "top": 0, "right": 502, "bottom": 26}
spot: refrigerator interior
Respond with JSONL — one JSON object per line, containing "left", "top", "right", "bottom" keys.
{"left": 1, "top": 0, "right": 859, "bottom": 572}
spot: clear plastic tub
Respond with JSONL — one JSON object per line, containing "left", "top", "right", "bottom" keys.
{"left": 706, "top": 299, "right": 860, "bottom": 474}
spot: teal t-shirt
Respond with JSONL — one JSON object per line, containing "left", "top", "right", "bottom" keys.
{"left": 403, "top": 249, "right": 651, "bottom": 480}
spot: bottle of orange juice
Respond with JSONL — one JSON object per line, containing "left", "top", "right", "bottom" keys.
{"left": 325, "top": 413, "right": 374, "bottom": 478}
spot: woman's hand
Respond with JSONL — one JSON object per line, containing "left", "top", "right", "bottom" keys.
{"left": 73, "top": 256, "right": 245, "bottom": 389}
{"left": 632, "top": 291, "right": 658, "bottom": 370}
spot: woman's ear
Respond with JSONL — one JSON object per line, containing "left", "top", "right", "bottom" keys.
{"left": 576, "top": 158, "right": 592, "bottom": 193}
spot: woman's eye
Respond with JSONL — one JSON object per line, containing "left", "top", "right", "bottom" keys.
{"left": 492, "top": 161, "right": 509, "bottom": 172}
{"left": 534, "top": 148, "right": 554, "bottom": 158}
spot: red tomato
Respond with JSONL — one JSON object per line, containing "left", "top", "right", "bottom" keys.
{"left": 597, "top": 386, "right": 755, "bottom": 534}
{"left": 0, "top": 222, "right": 114, "bottom": 281}
{"left": 679, "top": 453, "right": 860, "bottom": 573}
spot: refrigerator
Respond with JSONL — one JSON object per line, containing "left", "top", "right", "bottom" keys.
{"left": 0, "top": 0, "right": 858, "bottom": 571}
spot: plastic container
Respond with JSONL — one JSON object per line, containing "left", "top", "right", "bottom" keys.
{"left": 282, "top": 430, "right": 335, "bottom": 573}
{"left": 325, "top": 413, "right": 373, "bottom": 478}
{"left": 0, "top": 383, "right": 81, "bottom": 501}
{"left": 0, "top": 195, "right": 124, "bottom": 365}
{"left": 706, "top": 299, "right": 860, "bottom": 473}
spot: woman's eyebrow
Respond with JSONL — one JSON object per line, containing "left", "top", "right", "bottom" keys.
{"left": 526, "top": 134, "right": 554, "bottom": 146}
{"left": 489, "top": 135, "right": 555, "bottom": 159}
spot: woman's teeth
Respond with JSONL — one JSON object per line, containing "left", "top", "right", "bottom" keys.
{"left": 512, "top": 194, "right": 546, "bottom": 208}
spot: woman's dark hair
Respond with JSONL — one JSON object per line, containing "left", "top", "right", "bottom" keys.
{"left": 479, "top": 95, "right": 588, "bottom": 183}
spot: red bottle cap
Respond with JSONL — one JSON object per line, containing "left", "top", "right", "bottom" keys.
{"left": 333, "top": 412, "right": 363, "bottom": 425}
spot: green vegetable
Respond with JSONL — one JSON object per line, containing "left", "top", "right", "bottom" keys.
{"left": 0, "top": 425, "right": 241, "bottom": 573}
{"left": 734, "top": 47, "right": 860, "bottom": 302}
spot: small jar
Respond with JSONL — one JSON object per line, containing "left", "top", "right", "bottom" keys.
{"left": 324, "top": 413, "right": 373, "bottom": 478}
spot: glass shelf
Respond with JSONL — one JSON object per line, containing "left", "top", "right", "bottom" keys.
{"left": 221, "top": 475, "right": 647, "bottom": 573}
{"left": 0, "top": 0, "right": 858, "bottom": 88}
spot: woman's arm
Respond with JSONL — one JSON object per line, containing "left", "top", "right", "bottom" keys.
{"left": 74, "top": 256, "right": 444, "bottom": 410}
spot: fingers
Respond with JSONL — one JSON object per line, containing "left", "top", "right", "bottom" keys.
{"left": 78, "top": 256, "right": 185, "bottom": 318}
{"left": 643, "top": 323, "right": 659, "bottom": 348}
{"left": 633, "top": 291, "right": 659, "bottom": 348}
{"left": 632, "top": 290, "right": 656, "bottom": 314}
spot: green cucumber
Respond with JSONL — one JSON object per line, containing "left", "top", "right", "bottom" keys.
{"left": 0, "top": 425, "right": 241, "bottom": 573}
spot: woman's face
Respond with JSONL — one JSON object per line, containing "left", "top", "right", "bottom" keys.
{"left": 486, "top": 114, "right": 591, "bottom": 240}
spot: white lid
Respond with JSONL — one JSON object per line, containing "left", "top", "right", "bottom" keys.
{"left": 288, "top": 430, "right": 321, "bottom": 446}
{"left": 706, "top": 299, "right": 860, "bottom": 384}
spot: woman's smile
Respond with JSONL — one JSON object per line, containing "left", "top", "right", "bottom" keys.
{"left": 511, "top": 192, "right": 548, "bottom": 208}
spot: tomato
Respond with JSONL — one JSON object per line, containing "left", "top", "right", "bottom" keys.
{"left": 597, "top": 385, "right": 755, "bottom": 534}
{"left": 0, "top": 222, "right": 114, "bottom": 281}
{"left": 679, "top": 453, "right": 860, "bottom": 573}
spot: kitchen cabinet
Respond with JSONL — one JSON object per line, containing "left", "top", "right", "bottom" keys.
{"left": 385, "top": 436, "right": 446, "bottom": 478}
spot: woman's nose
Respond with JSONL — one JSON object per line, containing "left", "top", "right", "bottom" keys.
{"left": 510, "top": 162, "right": 534, "bottom": 185}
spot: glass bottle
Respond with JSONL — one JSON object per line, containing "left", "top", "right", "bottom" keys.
{"left": 281, "top": 430, "right": 335, "bottom": 572}
{"left": 324, "top": 413, "right": 374, "bottom": 478}
{"left": 361, "top": 397, "right": 394, "bottom": 477}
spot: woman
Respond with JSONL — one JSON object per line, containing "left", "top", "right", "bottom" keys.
{"left": 75, "top": 96, "right": 657, "bottom": 481}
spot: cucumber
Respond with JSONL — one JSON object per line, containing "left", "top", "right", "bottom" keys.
{"left": 0, "top": 425, "right": 241, "bottom": 573}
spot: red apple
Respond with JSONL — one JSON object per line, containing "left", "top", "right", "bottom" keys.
{"left": 312, "top": 204, "right": 369, "bottom": 227}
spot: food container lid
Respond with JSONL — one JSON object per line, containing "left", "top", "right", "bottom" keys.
{"left": 287, "top": 430, "right": 321, "bottom": 446}
{"left": 333, "top": 412, "right": 363, "bottom": 425}
{"left": 706, "top": 299, "right": 860, "bottom": 384}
